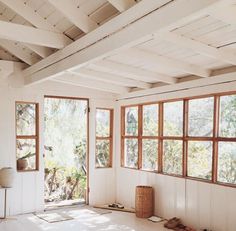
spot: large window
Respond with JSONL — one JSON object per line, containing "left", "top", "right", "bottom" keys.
{"left": 121, "top": 104, "right": 158, "bottom": 170}
{"left": 96, "top": 108, "right": 113, "bottom": 168}
{"left": 142, "top": 104, "right": 158, "bottom": 171}
{"left": 122, "top": 106, "right": 139, "bottom": 168}
{"left": 187, "top": 97, "right": 214, "bottom": 180}
{"left": 16, "top": 102, "right": 39, "bottom": 171}
{"left": 217, "top": 95, "right": 236, "bottom": 184}
{"left": 121, "top": 93, "right": 236, "bottom": 187}
{"left": 163, "top": 101, "right": 183, "bottom": 175}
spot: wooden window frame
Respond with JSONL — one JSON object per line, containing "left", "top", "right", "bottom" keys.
{"left": 16, "top": 101, "right": 39, "bottom": 172}
{"left": 162, "top": 100, "right": 184, "bottom": 176}
{"left": 121, "top": 91, "right": 236, "bottom": 188}
{"left": 95, "top": 108, "right": 113, "bottom": 168}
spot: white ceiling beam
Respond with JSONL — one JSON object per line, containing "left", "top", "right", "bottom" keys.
{"left": 118, "top": 66, "right": 236, "bottom": 100}
{"left": 48, "top": 0, "right": 98, "bottom": 33}
{"left": 0, "top": 14, "right": 53, "bottom": 60}
{"left": 0, "top": 39, "right": 40, "bottom": 65}
{"left": 0, "top": 21, "right": 69, "bottom": 48}
{"left": 91, "top": 59, "right": 177, "bottom": 84}
{"left": 0, "top": 0, "right": 71, "bottom": 58}
{"left": 208, "top": 4, "right": 236, "bottom": 26}
{"left": 71, "top": 68, "right": 151, "bottom": 89}
{"left": 23, "top": 0, "right": 171, "bottom": 78}
{"left": 0, "top": 0, "right": 57, "bottom": 32}
{"left": 23, "top": 0, "right": 221, "bottom": 85}
{"left": 53, "top": 73, "right": 130, "bottom": 94}
{"left": 157, "top": 32, "right": 236, "bottom": 65}
{"left": 125, "top": 48, "right": 212, "bottom": 77}
{"left": 24, "top": 44, "right": 54, "bottom": 59}
{"left": 108, "top": 0, "right": 136, "bottom": 12}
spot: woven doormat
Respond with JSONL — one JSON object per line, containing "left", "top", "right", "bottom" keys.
{"left": 34, "top": 212, "right": 73, "bottom": 223}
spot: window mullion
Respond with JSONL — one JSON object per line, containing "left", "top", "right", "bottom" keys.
{"left": 138, "top": 105, "right": 143, "bottom": 169}
{"left": 158, "top": 102, "right": 163, "bottom": 173}
{"left": 212, "top": 96, "right": 220, "bottom": 183}
{"left": 183, "top": 99, "right": 188, "bottom": 177}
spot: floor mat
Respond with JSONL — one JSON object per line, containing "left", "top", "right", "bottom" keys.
{"left": 34, "top": 212, "right": 73, "bottom": 223}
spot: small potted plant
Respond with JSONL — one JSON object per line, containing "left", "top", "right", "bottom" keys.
{"left": 17, "top": 152, "right": 35, "bottom": 170}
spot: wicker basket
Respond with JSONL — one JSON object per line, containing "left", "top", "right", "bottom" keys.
{"left": 135, "top": 185, "right": 153, "bottom": 218}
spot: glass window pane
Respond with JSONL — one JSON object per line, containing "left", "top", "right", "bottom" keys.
{"left": 164, "top": 101, "right": 183, "bottom": 136}
{"left": 163, "top": 140, "right": 183, "bottom": 175}
{"left": 96, "top": 109, "right": 110, "bottom": 137}
{"left": 188, "top": 97, "right": 214, "bottom": 137}
{"left": 125, "top": 107, "right": 138, "bottom": 136}
{"left": 16, "top": 139, "right": 36, "bottom": 170}
{"left": 96, "top": 140, "right": 111, "bottom": 168}
{"left": 143, "top": 104, "right": 158, "bottom": 136}
{"left": 16, "top": 103, "right": 36, "bottom": 135}
{"left": 188, "top": 141, "right": 212, "bottom": 180}
{"left": 219, "top": 95, "right": 236, "bottom": 137}
{"left": 124, "top": 138, "right": 138, "bottom": 168}
{"left": 218, "top": 142, "right": 236, "bottom": 184}
{"left": 142, "top": 139, "right": 158, "bottom": 171}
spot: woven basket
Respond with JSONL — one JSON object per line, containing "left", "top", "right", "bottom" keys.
{"left": 135, "top": 185, "right": 153, "bottom": 218}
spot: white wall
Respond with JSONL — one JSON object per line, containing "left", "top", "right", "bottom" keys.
{"left": 1, "top": 74, "right": 236, "bottom": 230}
{"left": 115, "top": 80, "right": 236, "bottom": 231}
{"left": 0, "top": 79, "right": 116, "bottom": 216}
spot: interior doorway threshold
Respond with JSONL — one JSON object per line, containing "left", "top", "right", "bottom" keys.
{"left": 45, "top": 199, "right": 86, "bottom": 211}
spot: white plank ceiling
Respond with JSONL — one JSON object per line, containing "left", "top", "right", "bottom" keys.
{"left": 0, "top": 0, "right": 236, "bottom": 96}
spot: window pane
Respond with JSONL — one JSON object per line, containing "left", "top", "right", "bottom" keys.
{"left": 219, "top": 95, "right": 236, "bottom": 137}
{"left": 16, "top": 139, "right": 36, "bottom": 170}
{"left": 16, "top": 103, "right": 36, "bottom": 135}
{"left": 163, "top": 140, "right": 183, "bottom": 175}
{"left": 124, "top": 138, "right": 138, "bottom": 168}
{"left": 125, "top": 107, "right": 138, "bottom": 136}
{"left": 142, "top": 139, "right": 158, "bottom": 171}
{"left": 143, "top": 104, "right": 158, "bottom": 136}
{"left": 96, "top": 140, "right": 111, "bottom": 168}
{"left": 188, "top": 97, "right": 214, "bottom": 137}
{"left": 164, "top": 101, "right": 183, "bottom": 136}
{"left": 188, "top": 141, "right": 212, "bottom": 180}
{"left": 96, "top": 109, "right": 110, "bottom": 137}
{"left": 218, "top": 142, "right": 236, "bottom": 184}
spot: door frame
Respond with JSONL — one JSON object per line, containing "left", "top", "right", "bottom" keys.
{"left": 44, "top": 95, "right": 90, "bottom": 205}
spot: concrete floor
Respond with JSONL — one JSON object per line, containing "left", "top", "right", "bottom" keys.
{"left": 0, "top": 206, "right": 169, "bottom": 231}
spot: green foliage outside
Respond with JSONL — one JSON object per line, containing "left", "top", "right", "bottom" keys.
{"left": 124, "top": 97, "right": 236, "bottom": 184}
{"left": 44, "top": 98, "right": 88, "bottom": 202}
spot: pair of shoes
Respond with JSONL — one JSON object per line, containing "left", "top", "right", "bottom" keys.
{"left": 174, "top": 224, "right": 186, "bottom": 231}
{"left": 174, "top": 224, "right": 196, "bottom": 231}
{"left": 108, "top": 203, "right": 124, "bottom": 209}
{"left": 164, "top": 217, "right": 181, "bottom": 229}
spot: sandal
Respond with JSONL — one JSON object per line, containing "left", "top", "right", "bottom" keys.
{"left": 164, "top": 217, "right": 181, "bottom": 229}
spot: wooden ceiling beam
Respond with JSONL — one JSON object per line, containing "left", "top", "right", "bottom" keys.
{"left": 48, "top": 0, "right": 98, "bottom": 33}
{"left": 0, "top": 39, "right": 40, "bottom": 65}
{"left": 53, "top": 73, "right": 130, "bottom": 94}
{"left": 0, "top": 21, "right": 69, "bottom": 48}
{"left": 23, "top": 0, "right": 221, "bottom": 85}
{"left": 92, "top": 59, "right": 177, "bottom": 84}
{"left": 71, "top": 68, "right": 151, "bottom": 89}
{"left": 125, "top": 48, "right": 212, "bottom": 77}
{"left": 157, "top": 32, "right": 236, "bottom": 65}
{"left": 108, "top": 0, "right": 136, "bottom": 12}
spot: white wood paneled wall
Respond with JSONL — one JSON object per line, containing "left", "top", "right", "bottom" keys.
{"left": 115, "top": 81, "right": 236, "bottom": 231}
{"left": 0, "top": 78, "right": 116, "bottom": 216}
{"left": 116, "top": 168, "right": 236, "bottom": 231}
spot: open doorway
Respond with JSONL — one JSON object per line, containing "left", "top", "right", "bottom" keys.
{"left": 44, "top": 96, "right": 89, "bottom": 208}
